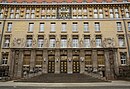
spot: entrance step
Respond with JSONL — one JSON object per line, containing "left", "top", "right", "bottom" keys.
{"left": 15, "top": 73, "right": 107, "bottom": 83}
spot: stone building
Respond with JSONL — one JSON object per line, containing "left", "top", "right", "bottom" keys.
{"left": 0, "top": 0, "right": 130, "bottom": 80}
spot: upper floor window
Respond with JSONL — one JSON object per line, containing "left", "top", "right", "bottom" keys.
{"left": 61, "top": 38, "right": 67, "bottom": 48}
{"left": 0, "top": 13, "right": 3, "bottom": 18}
{"left": 128, "top": 22, "right": 130, "bottom": 31}
{"left": 120, "top": 52, "right": 127, "bottom": 65}
{"left": 38, "top": 36, "right": 44, "bottom": 48}
{"left": 31, "top": 9, "right": 35, "bottom": 13}
{"left": 28, "top": 23, "right": 34, "bottom": 32}
{"left": 10, "top": 13, "right": 14, "bottom": 18}
{"left": 26, "top": 13, "right": 30, "bottom": 18}
{"left": 84, "top": 36, "right": 90, "bottom": 48}
{"left": 117, "top": 22, "right": 122, "bottom": 31}
{"left": 72, "top": 36, "right": 79, "bottom": 48}
{"left": 26, "top": 36, "right": 32, "bottom": 48}
{"left": 118, "top": 36, "right": 125, "bottom": 47}
{"left": 95, "top": 22, "right": 100, "bottom": 31}
{"left": 31, "top": 13, "right": 35, "bottom": 18}
{"left": 15, "top": 13, "right": 19, "bottom": 18}
{"left": 61, "top": 23, "right": 67, "bottom": 32}
{"left": 72, "top": 22, "right": 78, "bottom": 32}
{"left": 2, "top": 53, "right": 8, "bottom": 65}
{"left": 39, "top": 23, "right": 44, "bottom": 32}
{"left": 4, "top": 36, "right": 10, "bottom": 48}
{"left": 51, "top": 23, "right": 56, "bottom": 32}
{"left": 7, "top": 23, "right": 12, "bottom": 32}
{"left": 84, "top": 22, "right": 89, "bottom": 32}
{"left": 96, "top": 36, "right": 102, "bottom": 48}
{"left": 49, "top": 38, "right": 56, "bottom": 48}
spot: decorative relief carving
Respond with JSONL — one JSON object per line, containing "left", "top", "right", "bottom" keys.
{"left": 12, "top": 38, "right": 25, "bottom": 48}
{"left": 91, "top": 38, "right": 96, "bottom": 48}
{"left": 67, "top": 38, "right": 71, "bottom": 47}
{"left": 103, "top": 38, "right": 115, "bottom": 48}
{"left": 56, "top": 38, "right": 60, "bottom": 47}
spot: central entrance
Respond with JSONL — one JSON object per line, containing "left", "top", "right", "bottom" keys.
{"left": 48, "top": 55, "right": 55, "bottom": 73}
{"left": 72, "top": 55, "right": 80, "bottom": 73}
{"left": 60, "top": 55, "right": 67, "bottom": 73}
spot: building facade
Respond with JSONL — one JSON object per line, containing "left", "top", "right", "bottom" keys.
{"left": 0, "top": 0, "right": 130, "bottom": 80}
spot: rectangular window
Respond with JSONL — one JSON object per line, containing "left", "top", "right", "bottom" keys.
{"left": 97, "top": 54, "right": 104, "bottom": 65}
{"left": 72, "top": 22, "right": 78, "bottom": 32}
{"left": 31, "top": 13, "right": 35, "bottom": 18}
{"left": 51, "top": 23, "right": 56, "bottom": 32}
{"left": 26, "top": 36, "right": 32, "bottom": 47}
{"left": 84, "top": 38, "right": 90, "bottom": 48}
{"left": 95, "top": 22, "right": 100, "bottom": 31}
{"left": 110, "top": 13, "right": 114, "bottom": 18}
{"left": 117, "top": 22, "right": 122, "bottom": 31}
{"left": 7, "top": 23, "right": 12, "bottom": 32}
{"left": 128, "top": 22, "right": 130, "bottom": 31}
{"left": 84, "top": 22, "right": 89, "bottom": 32}
{"left": 118, "top": 36, "right": 125, "bottom": 47}
{"left": 4, "top": 36, "right": 10, "bottom": 48}
{"left": 39, "top": 23, "right": 44, "bottom": 32}
{"left": 28, "top": 23, "right": 34, "bottom": 32}
{"left": 61, "top": 39, "right": 67, "bottom": 48}
{"left": 0, "top": 13, "right": 3, "bottom": 18}
{"left": 2, "top": 53, "right": 8, "bottom": 65}
{"left": 85, "top": 55, "right": 92, "bottom": 65}
{"left": 61, "top": 23, "right": 66, "bottom": 32}
{"left": 49, "top": 39, "right": 55, "bottom": 48}
{"left": 38, "top": 38, "right": 44, "bottom": 48}
{"left": 26, "top": 13, "right": 30, "bottom": 18}
{"left": 15, "top": 13, "right": 19, "bottom": 18}
{"left": 72, "top": 39, "right": 79, "bottom": 48}
{"left": 120, "top": 52, "right": 127, "bottom": 65}
{"left": 10, "top": 13, "right": 14, "bottom": 18}
{"left": 96, "top": 36, "right": 102, "bottom": 48}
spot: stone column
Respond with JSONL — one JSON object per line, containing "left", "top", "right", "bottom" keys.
{"left": 80, "top": 50, "right": 85, "bottom": 73}
{"left": 55, "top": 49, "right": 60, "bottom": 74}
{"left": 113, "top": 50, "right": 119, "bottom": 76}
{"left": 9, "top": 50, "right": 15, "bottom": 79}
{"left": 17, "top": 50, "right": 24, "bottom": 78}
{"left": 67, "top": 49, "right": 72, "bottom": 74}
{"left": 42, "top": 50, "right": 48, "bottom": 73}
{"left": 30, "top": 49, "right": 35, "bottom": 72}
{"left": 92, "top": 50, "right": 98, "bottom": 72}
{"left": 104, "top": 50, "right": 111, "bottom": 79}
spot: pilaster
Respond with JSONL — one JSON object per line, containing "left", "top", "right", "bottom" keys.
{"left": 17, "top": 50, "right": 23, "bottom": 78}
{"left": 30, "top": 49, "right": 35, "bottom": 72}
{"left": 67, "top": 49, "right": 72, "bottom": 74}
{"left": 80, "top": 49, "right": 85, "bottom": 73}
{"left": 42, "top": 49, "right": 48, "bottom": 73}
{"left": 92, "top": 50, "right": 98, "bottom": 72}
{"left": 55, "top": 49, "right": 60, "bottom": 74}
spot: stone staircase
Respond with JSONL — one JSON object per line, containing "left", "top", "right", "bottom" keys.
{"left": 16, "top": 73, "right": 107, "bottom": 83}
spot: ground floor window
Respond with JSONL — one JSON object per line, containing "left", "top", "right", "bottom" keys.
{"left": 120, "top": 52, "right": 127, "bottom": 65}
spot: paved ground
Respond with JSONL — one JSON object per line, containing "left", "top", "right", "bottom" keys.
{"left": 0, "top": 86, "right": 130, "bottom": 89}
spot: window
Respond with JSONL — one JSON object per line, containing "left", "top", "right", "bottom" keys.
{"left": 61, "top": 39, "right": 67, "bottom": 48}
{"left": 94, "top": 9, "right": 98, "bottom": 18}
{"left": 120, "top": 52, "right": 127, "bottom": 65}
{"left": 31, "top": 13, "right": 35, "bottom": 18}
{"left": 51, "top": 23, "right": 56, "bottom": 32}
{"left": 84, "top": 22, "right": 89, "bottom": 32}
{"left": 61, "top": 23, "right": 66, "bottom": 32}
{"left": 97, "top": 54, "right": 104, "bottom": 65}
{"left": 118, "top": 36, "right": 125, "bottom": 47}
{"left": 39, "top": 23, "right": 44, "bottom": 32}
{"left": 2, "top": 53, "right": 8, "bottom": 65}
{"left": 72, "top": 22, "right": 78, "bottom": 32}
{"left": 126, "top": 12, "right": 129, "bottom": 18}
{"left": 49, "top": 38, "right": 56, "bottom": 48}
{"left": 117, "top": 22, "right": 122, "bottom": 31}
{"left": 4, "top": 36, "right": 10, "bottom": 48}
{"left": 26, "top": 38, "right": 32, "bottom": 47}
{"left": 115, "top": 13, "right": 119, "bottom": 18}
{"left": 15, "top": 13, "right": 19, "bottom": 18}
{"left": 84, "top": 38, "right": 90, "bottom": 48}
{"left": 10, "top": 13, "right": 14, "bottom": 18}
{"left": 128, "top": 22, "right": 130, "bottom": 31}
{"left": 31, "top": 9, "right": 35, "bottom": 13}
{"left": 96, "top": 36, "right": 102, "bottom": 48}
{"left": 95, "top": 22, "right": 100, "bottom": 31}
{"left": 0, "top": 13, "right": 3, "bottom": 18}
{"left": 38, "top": 37, "right": 44, "bottom": 48}
{"left": 28, "top": 23, "right": 34, "bottom": 32}
{"left": 26, "top": 13, "right": 30, "bottom": 18}
{"left": 7, "top": 23, "right": 12, "bottom": 32}
{"left": 72, "top": 38, "right": 79, "bottom": 48}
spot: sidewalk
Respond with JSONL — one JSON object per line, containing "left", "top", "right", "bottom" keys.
{"left": 0, "top": 80, "right": 130, "bottom": 87}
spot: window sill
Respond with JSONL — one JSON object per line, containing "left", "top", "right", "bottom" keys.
{"left": 84, "top": 31, "right": 90, "bottom": 33}
{"left": 39, "top": 31, "right": 44, "bottom": 33}
{"left": 6, "top": 31, "right": 11, "bottom": 33}
{"left": 72, "top": 31, "right": 78, "bottom": 33}
{"left": 50, "top": 31, "right": 56, "bottom": 33}
{"left": 61, "top": 31, "right": 67, "bottom": 33}
{"left": 95, "top": 31, "right": 101, "bottom": 33}
{"left": 27, "top": 31, "right": 33, "bottom": 33}
{"left": 118, "top": 46, "right": 126, "bottom": 49}
{"left": 117, "top": 30, "right": 123, "bottom": 32}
